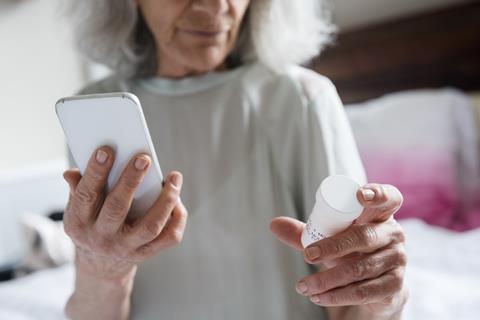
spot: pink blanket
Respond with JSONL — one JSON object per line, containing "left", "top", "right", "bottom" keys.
{"left": 346, "top": 89, "right": 480, "bottom": 231}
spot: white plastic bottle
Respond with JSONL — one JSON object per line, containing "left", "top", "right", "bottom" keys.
{"left": 301, "top": 175, "right": 364, "bottom": 248}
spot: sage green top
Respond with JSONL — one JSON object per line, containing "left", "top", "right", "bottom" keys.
{"left": 73, "top": 62, "right": 366, "bottom": 320}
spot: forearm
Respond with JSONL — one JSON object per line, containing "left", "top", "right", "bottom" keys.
{"left": 325, "top": 287, "right": 407, "bottom": 320}
{"left": 326, "top": 305, "right": 403, "bottom": 320}
{"left": 65, "top": 262, "right": 136, "bottom": 320}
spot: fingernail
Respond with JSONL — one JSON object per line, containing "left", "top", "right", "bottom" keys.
{"left": 169, "top": 173, "right": 181, "bottom": 188}
{"left": 296, "top": 281, "right": 308, "bottom": 294}
{"left": 305, "top": 246, "right": 321, "bottom": 261}
{"left": 310, "top": 295, "right": 322, "bottom": 304}
{"left": 135, "top": 156, "right": 149, "bottom": 170}
{"left": 96, "top": 149, "right": 108, "bottom": 164}
{"left": 361, "top": 188, "right": 375, "bottom": 201}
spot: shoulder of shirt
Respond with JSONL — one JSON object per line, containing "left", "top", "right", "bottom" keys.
{"left": 242, "top": 62, "right": 338, "bottom": 107}
{"left": 76, "top": 74, "right": 132, "bottom": 95}
{"left": 239, "top": 62, "right": 340, "bottom": 135}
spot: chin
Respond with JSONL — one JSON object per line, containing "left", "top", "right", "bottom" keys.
{"left": 183, "top": 48, "right": 230, "bottom": 74}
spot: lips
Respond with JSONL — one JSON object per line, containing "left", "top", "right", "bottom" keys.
{"left": 177, "top": 19, "right": 233, "bottom": 38}
{"left": 182, "top": 29, "right": 227, "bottom": 37}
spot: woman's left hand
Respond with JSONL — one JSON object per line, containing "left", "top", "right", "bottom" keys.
{"left": 270, "top": 183, "right": 408, "bottom": 318}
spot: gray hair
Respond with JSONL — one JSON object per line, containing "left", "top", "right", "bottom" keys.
{"left": 68, "top": 0, "right": 334, "bottom": 78}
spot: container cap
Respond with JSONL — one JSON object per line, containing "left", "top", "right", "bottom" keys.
{"left": 319, "top": 175, "right": 363, "bottom": 214}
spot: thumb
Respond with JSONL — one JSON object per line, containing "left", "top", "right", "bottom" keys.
{"left": 269, "top": 216, "right": 305, "bottom": 251}
{"left": 63, "top": 169, "right": 82, "bottom": 194}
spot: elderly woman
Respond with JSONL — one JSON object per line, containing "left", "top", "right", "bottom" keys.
{"left": 62, "top": 0, "right": 408, "bottom": 319}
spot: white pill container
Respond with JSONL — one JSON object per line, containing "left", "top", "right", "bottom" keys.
{"left": 301, "top": 175, "right": 364, "bottom": 248}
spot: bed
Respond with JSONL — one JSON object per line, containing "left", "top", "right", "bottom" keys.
{"left": 1, "top": 2, "right": 479, "bottom": 319}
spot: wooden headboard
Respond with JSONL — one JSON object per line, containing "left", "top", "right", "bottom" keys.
{"left": 310, "top": 2, "right": 480, "bottom": 104}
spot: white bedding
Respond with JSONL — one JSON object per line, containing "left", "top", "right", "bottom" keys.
{"left": 0, "top": 219, "right": 479, "bottom": 319}
{"left": 402, "top": 219, "right": 480, "bottom": 320}
{"left": 0, "top": 264, "right": 72, "bottom": 320}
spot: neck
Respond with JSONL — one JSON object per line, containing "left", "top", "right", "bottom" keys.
{"left": 156, "top": 56, "right": 228, "bottom": 79}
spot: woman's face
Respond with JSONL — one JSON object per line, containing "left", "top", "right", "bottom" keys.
{"left": 136, "top": 0, "right": 251, "bottom": 78}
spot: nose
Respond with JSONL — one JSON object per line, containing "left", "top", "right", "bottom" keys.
{"left": 191, "top": 0, "right": 229, "bottom": 16}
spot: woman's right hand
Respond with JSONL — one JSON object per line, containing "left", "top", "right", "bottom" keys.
{"left": 62, "top": 146, "right": 188, "bottom": 282}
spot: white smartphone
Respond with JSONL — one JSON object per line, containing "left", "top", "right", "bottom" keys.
{"left": 55, "top": 92, "right": 163, "bottom": 219}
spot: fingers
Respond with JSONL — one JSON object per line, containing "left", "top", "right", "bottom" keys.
{"left": 307, "top": 268, "right": 405, "bottom": 307}
{"left": 296, "top": 244, "right": 407, "bottom": 297}
{"left": 355, "top": 184, "right": 404, "bottom": 224}
{"left": 69, "top": 146, "right": 115, "bottom": 223}
{"left": 287, "top": 183, "right": 407, "bottom": 310}
{"left": 95, "top": 153, "right": 151, "bottom": 235}
{"left": 304, "top": 219, "right": 405, "bottom": 264}
{"left": 133, "top": 199, "right": 188, "bottom": 260}
{"left": 269, "top": 217, "right": 305, "bottom": 251}
{"left": 127, "top": 171, "right": 183, "bottom": 247}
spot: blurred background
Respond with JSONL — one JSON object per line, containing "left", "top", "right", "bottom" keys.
{"left": 1, "top": 0, "right": 476, "bottom": 172}
{"left": 0, "top": 0, "right": 479, "bottom": 319}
